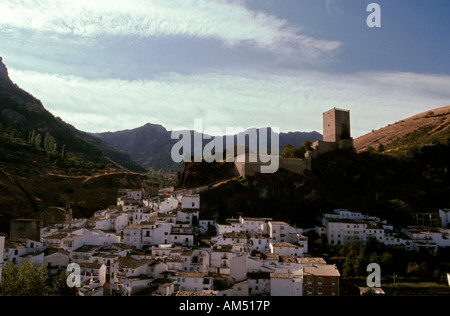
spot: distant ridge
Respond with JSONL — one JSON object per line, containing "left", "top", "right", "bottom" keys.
{"left": 94, "top": 124, "right": 323, "bottom": 171}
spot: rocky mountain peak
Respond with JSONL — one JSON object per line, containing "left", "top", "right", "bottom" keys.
{"left": 0, "top": 57, "right": 12, "bottom": 83}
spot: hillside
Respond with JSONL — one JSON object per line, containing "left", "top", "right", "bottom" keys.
{"left": 0, "top": 57, "right": 148, "bottom": 233}
{"left": 95, "top": 125, "right": 322, "bottom": 172}
{"left": 191, "top": 145, "right": 450, "bottom": 228}
{"left": 354, "top": 105, "right": 450, "bottom": 154}
{"left": 0, "top": 57, "right": 145, "bottom": 173}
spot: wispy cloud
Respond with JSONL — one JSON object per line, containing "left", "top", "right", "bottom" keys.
{"left": 325, "top": 0, "right": 343, "bottom": 16}
{"left": 0, "top": 0, "right": 341, "bottom": 59}
{"left": 8, "top": 68, "right": 450, "bottom": 137}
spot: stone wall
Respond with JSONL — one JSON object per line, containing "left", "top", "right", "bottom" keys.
{"left": 9, "top": 219, "right": 41, "bottom": 241}
{"left": 233, "top": 154, "right": 311, "bottom": 177}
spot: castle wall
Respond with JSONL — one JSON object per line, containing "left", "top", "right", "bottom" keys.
{"left": 233, "top": 154, "right": 310, "bottom": 177}
{"left": 279, "top": 157, "right": 311, "bottom": 175}
{"left": 310, "top": 141, "right": 339, "bottom": 159}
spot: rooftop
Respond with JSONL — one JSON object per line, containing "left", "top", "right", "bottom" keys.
{"left": 303, "top": 264, "right": 341, "bottom": 277}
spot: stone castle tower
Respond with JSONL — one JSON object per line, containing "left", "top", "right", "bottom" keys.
{"left": 323, "top": 108, "right": 351, "bottom": 143}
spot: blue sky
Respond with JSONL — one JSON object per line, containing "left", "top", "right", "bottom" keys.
{"left": 1, "top": 0, "right": 449, "bottom": 137}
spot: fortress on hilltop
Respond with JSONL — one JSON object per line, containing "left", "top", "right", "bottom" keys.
{"left": 233, "top": 108, "right": 354, "bottom": 177}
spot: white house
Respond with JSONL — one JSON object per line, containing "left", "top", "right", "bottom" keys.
{"left": 212, "top": 232, "right": 248, "bottom": 245}
{"left": 3, "top": 238, "right": 46, "bottom": 266}
{"left": 180, "top": 249, "right": 210, "bottom": 273}
{"left": 170, "top": 227, "right": 194, "bottom": 246}
{"left": 172, "top": 271, "right": 214, "bottom": 292}
{"left": 113, "top": 257, "right": 154, "bottom": 295}
{"left": 401, "top": 227, "right": 450, "bottom": 251}
{"left": 140, "top": 222, "right": 174, "bottom": 247}
{"left": 70, "top": 245, "right": 101, "bottom": 263}
{"left": 269, "top": 242, "right": 305, "bottom": 258}
{"left": 79, "top": 262, "right": 107, "bottom": 286}
{"left": 229, "top": 253, "right": 248, "bottom": 285}
{"left": 247, "top": 272, "right": 271, "bottom": 296}
{"left": 269, "top": 221, "right": 297, "bottom": 242}
{"left": 176, "top": 209, "right": 199, "bottom": 226}
{"left": 249, "top": 234, "right": 272, "bottom": 253}
{"left": 118, "top": 189, "right": 143, "bottom": 202}
{"left": 123, "top": 224, "right": 143, "bottom": 248}
{"left": 181, "top": 195, "right": 200, "bottom": 210}
{"left": 153, "top": 278, "right": 177, "bottom": 296}
{"left": 324, "top": 218, "right": 385, "bottom": 246}
{"left": 241, "top": 217, "right": 269, "bottom": 235}
{"left": 119, "top": 274, "right": 153, "bottom": 296}
{"left": 270, "top": 273, "right": 302, "bottom": 296}
{"left": 383, "top": 231, "right": 414, "bottom": 250}
{"left": 43, "top": 248, "right": 70, "bottom": 275}
{"left": 217, "top": 280, "right": 249, "bottom": 296}
{"left": 210, "top": 244, "right": 236, "bottom": 275}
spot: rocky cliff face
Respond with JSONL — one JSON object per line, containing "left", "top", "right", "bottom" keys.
{"left": 0, "top": 57, "right": 12, "bottom": 83}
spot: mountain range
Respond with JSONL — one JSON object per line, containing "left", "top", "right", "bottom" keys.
{"left": 94, "top": 125, "right": 323, "bottom": 172}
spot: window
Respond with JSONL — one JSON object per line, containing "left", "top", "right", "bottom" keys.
{"left": 318, "top": 277, "right": 323, "bottom": 285}
{"left": 318, "top": 287, "right": 323, "bottom": 295}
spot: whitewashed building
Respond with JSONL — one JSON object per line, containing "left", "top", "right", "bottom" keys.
{"left": 181, "top": 195, "right": 200, "bottom": 210}
{"left": 269, "top": 242, "right": 306, "bottom": 258}
{"left": 270, "top": 273, "right": 302, "bottom": 296}
{"left": 172, "top": 271, "right": 214, "bottom": 292}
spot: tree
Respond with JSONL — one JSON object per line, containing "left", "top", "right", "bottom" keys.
{"left": 34, "top": 133, "right": 42, "bottom": 149}
{"left": 61, "top": 144, "right": 67, "bottom": 162}
{"left": 44, "top": 132, "right": 57, "bottom": 155}
{"left": 49, "top": 271, "right": 77, "bottom": 296}
{"left": 387, "top": 199, "right": 414, "bottom": 227}
{"left": 302, "top": 140, "right": 313, "bottom": 152}
{"left": 280, "top": 144, "right": 305, "bottom": 158}
{"left": 0, "top": 260, "right": 50, "bottom": 296}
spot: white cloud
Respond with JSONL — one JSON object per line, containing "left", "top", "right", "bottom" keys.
{"left": 8, "top": 68, "right": 450, "bottom": 137}
{"left": 0, "top": 0, "right": 340, "bottom": 59}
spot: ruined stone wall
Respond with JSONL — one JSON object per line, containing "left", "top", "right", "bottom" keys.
{"left": 279, "top": 157, "right": 311, "bottom": 174}
{"left": 9, "top": 219, "right": 41, "bottom": 241}
{"left": 233, "top": 154, "right": 311, "bottom": 177}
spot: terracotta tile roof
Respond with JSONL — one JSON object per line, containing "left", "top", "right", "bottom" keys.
{"left": 303, "top": 264, "right": 341, "bottom": 277}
